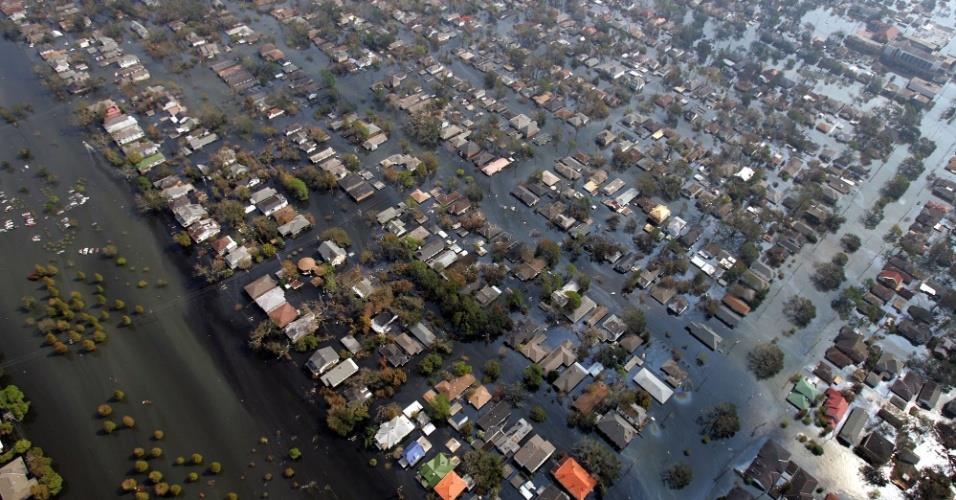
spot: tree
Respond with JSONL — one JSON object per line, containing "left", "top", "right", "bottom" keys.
{"left": 482, "top": 360, "right": 501, "bottom": 383}
{"left": 662, "top": 462, "right": 693, "bottom": 489}
{"left": 784, "top": 296, "right": 816, "bottom": 328}
{"left": 912, "top": 466, "right": 953, "bottom": 500}
{"left": 622, "top": 307, "right": 646, "bottom": 337}
{"left": 209, "top": 462, "right": 222, "bottom": 474}
{"left": 426, "top": 394, "right": 452, "bottom": 421}
{"left": 320, "top": 227, "right": 351, "bottom": 247}
{"left": 326, "top": 401, "right": 369, "bottom": 436}
{"left": 405, "top": 111, "right": 442, "bottom": 146}
{"left": 280, "top": 172, "right": 309, "bottom": 201}
{"left": 840, "top": 233, "right": 861, "bottom": 253}
{"left": 697, "top": 403, "right": 740, "bottom": 440}
{"left": 574, "top": 439, "right": 621, "bottom": 494}
{"left": 748, "top": 343, "right": 784, "bottom": 379}
{"left": 535, "top": 239, "right": 561, "bottom": 267}
{"left": 463, "top": 449, "right": 504, "bottom": 495}
{"left": 529, "top": 406, "right": 547, "bottom": 422}
{"left": 418, "top": 353, "right": 444, "bottom": 376}
{"left": 523, "top": 364, "right": 544, "bottom": 391}
{"left": 811, "top": 262, "right": 845, "bottom": 291}
{"left": 0, "top": 386, "right": 30, "bottom": 421}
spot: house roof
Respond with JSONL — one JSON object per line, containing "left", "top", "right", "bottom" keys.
{"left": 596, "top": 411, "right": 637, "bottom": 450}
{"left": 244, "top": 274, "right": 278, "bottom": 299}
{"left": 0, "top": 457, "right": 37, "bottom": 500}
{"left": 268, "top": 302, "right": 299, "bottom": 329}
{"left": 467, "top": 385, "right": 492, "bottom": 409}
{"left": 435, "top": 374, "right": 475, "bottom": 401}
{"left": 633, "top": 368, "right": 673, "bottom": 404}
{"left": 434, "top": 471, "right": 467, "bottom": 500}
{"left": 375, "top": 415, "right": 415, "bottom": 450}
{"left": 513, "top": 434, "right": 555, "bottom": 473}
{"left": 420, "top": 453, "right": 456, "bottom": 488}
{"left": 553, "top": 457, "right": 597, "bottom": 500}
{"left": 744, "top": 440, "right": 791, "bottom": 491}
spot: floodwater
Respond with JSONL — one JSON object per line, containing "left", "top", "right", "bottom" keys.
{"left": 2, "top": 2, "right": 953, "bottom": 499}
{"left": 0, "top": 37, "right": 405, "bottom": 499}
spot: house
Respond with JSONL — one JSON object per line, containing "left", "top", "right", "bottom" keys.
{"left": 553, "top": 363, "right": 588, "bottom": 393}
{"left": 0, "top": 456, "right": 38, "bottom": 500}
{"left": 838, "top": 407, "right": 866, "bottom": 446}
{"left": 633, "top": 368, "right": 673, "bottom": 404}
{"left": 552, "top": 457, "right": 597, "bottom": 500}
{"left": 284, "top": 312, "right": 317, "bottom": 342}
{"left": 513, "top": 434, "right": 555, "bottom": 473}
{"left": 573, "top": 382, "right": 609, "bottom": 415}
{"left": 305, "top": 346, "right": 339, "bottom": 377}
{"left": 419, "top": 453, "right": 458, "bottom": 489}
{"left": 320, "top": 358, "right": 359, "bottom": 388}
{"left": 318, "top": 241, "right": 347, "bottom": 266}
{"left": 408, "top": 322, "right": 436, "bottom": 347}
{"left": 917, "top": 381, "right": 941, "bottom": 409}
{"left": 476, "top": 401, "right": 512, "bottom": 431}
{"left": 857, "top": 432, "right": 894, "bottom": 465}
{"left": 822, "top": 388, "right": 849, "bottom": 429}
{"left": 268, "top": 302, "right": 299, "bottom": 329}
{"left": 244, "top": 274, "right": 278, "bottom": 299}
{"left": 375, "top": 415, "right": 415, "bottom": 450}
{"left": 787, "top": 378, "right": 819, "bottom": 412}
{"left": 434, "top": 471, "right": 466, "bottom": 500}
{"left": 596, "top": 411, "right": 638, "bottom": 450}
{"left": 743, "top": 440, "right": 791, "bottom": 491}
{"left": 686, "top": 322, "right": 722, "bottom": 350}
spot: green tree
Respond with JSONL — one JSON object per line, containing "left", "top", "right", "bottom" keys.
{"left": 662, "top": 462, "right": 693, "bottom": 489}
{"left": 575, "top": 439, "right": 621, "bottom": 494}
{"left": 0, "top": 386, "right": 30, "bottom": 421}
{"left": 747, "top": 343, "right": 784, "bottom": 379}
{"left": 325, "top": 401, "right": 369, "bottom": 436}
{"left": 696, "top": 403, "right": 740, "bottom": 440}
{"left": 482, "top": 359, "right": 501, "bottom": 383}
{"left": 418, "top": 353, "right": 444, "bottom": 376}
{"left": 426, "top": 394, "right": 452, "bottom": 421}
{"left": 523, "top": 364, "right": 544, "bottom": 391}
{"left": 462, "top": 448, "right": 504, "bottom": 495}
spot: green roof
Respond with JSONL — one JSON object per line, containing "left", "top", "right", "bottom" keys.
{"left": 792, "top": 378, "right": 818, "bottom": 400}
{"left": 419, "top": 453, "right": 455, "bottom": 488}
{"left": 136, "top": 152, "right": 166, "bottom": 173}
{"left": 787, "top": 392, "right": 810, "bottom": 411}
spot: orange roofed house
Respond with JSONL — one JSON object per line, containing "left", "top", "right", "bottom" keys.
{"left": 434, "top": 470, "right": 467, "bottom": 500}
{"left": 552, "top": 456, "right": 597, "bottom": 500}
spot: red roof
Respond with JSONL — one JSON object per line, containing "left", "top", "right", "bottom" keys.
{"left": 434, "top": 470, "right": 467, "bottom": 500}
{"left": 553, "top": 457, "right": 597, "bottom": 500}
{"left": 268, "top": 302, "right": 299, "bottom": 329}
{"left": 824, "top": 388, "right": 849, "bottom": 429}
{"left": 877, "top": 270, "right": 904, "bottom": 290}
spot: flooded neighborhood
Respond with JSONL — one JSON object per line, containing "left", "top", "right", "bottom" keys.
{"left": 0, "top": 0, "right": 954, "bottom": 499}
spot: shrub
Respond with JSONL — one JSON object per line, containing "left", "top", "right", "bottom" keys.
{"left": 288, "top": 448, "right": 301, "bottom": 460}
{"left": 97, "top": 404, "right": 113, "bottom": 417}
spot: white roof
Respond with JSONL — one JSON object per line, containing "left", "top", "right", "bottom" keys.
{"left": 633, "top": 367, "right": 673, "bottom": 404}
{"left": 320, "top": 358, "right": 359, "bottom": 388}
{"left": 254, "top": 286, "right": 286, "bottom": 313}
{"left": 375, "top": 415, "right": 415, "bottom": 450}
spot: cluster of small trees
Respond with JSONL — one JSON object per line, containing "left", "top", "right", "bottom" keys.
{"left": 23, "top": 265, "right": 145, "bottom": 356}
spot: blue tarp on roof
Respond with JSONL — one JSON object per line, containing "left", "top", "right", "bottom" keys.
{"left": 404, "top": 441, "right": 425, "bottom": 467}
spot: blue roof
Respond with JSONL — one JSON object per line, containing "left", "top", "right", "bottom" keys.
{"left": 404, "top": 442, "right": 425, "bottom": 466}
